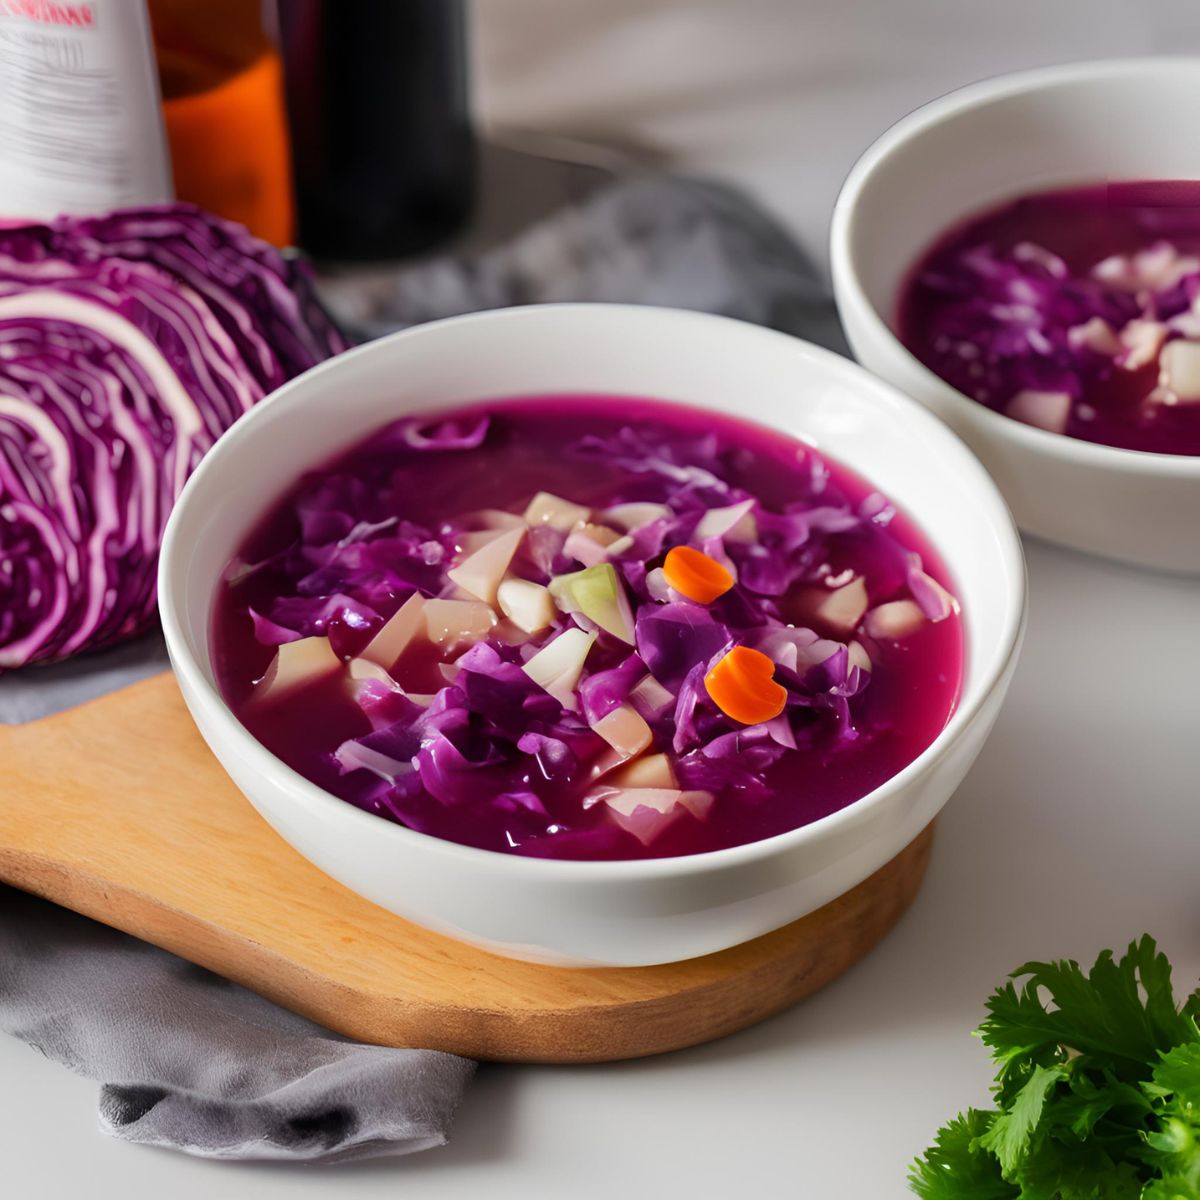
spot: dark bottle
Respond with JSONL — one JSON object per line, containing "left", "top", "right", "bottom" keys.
{"left": 276, "top": 0, "right": 474, "bottom": 260}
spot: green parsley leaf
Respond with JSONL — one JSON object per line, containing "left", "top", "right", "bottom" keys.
{"left": 908, "top": 1111, "right": 1016, "bottom": 1200}
{"left": 909, "top": 936, "right": 1200, "bottom": 1199}
{"left": 976, "top": 1063, "right": 1069, "bottom": 1173}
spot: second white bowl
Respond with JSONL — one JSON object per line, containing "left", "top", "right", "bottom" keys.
{"left": 832, "top": 57, "right": 1200, "bottom": 573}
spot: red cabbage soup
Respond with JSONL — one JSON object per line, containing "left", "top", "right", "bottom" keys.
{"left": 899, "top": 182, "right": 1200, "bottom": 455}
{"left": 212, "top": 396, "right": 964, "bottom": 861}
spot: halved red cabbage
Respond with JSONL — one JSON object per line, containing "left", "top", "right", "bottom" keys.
{"left": 0, "top": 203, "right": 348, "bottom": 669}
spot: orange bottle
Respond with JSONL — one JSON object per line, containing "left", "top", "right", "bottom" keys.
{"left": 150, "top": 0, "right": 293, "bottom": 245}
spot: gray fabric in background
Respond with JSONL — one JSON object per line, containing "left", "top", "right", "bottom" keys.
{"left": 319, "top": 172, "right": 848, "bottom": 352}
{"left": 0, "top": 171, "right": 836, "bottom": 1163}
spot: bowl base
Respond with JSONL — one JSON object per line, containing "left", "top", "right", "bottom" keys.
{"left": 0, "top": 673, "right": 933, "bottom": 1063}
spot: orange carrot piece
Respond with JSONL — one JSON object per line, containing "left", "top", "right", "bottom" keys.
{"left": 704, "top": 646, "right": 787, "bottom": 725}
{"left": 662, "top": 545, "right": 734, "bottom": 604}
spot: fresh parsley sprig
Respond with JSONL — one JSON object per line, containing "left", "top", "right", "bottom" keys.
{"left": 909, "top": 936, "right": 1200, "bottom": 1199}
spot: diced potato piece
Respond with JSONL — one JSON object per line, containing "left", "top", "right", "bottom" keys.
{"left": 812, "top": 576, "right": 869, "bottom": 636}
{"left": 863, "top": 600, "right": 926, "bottom": 641}
{"left": 455, "top": 529, "right": 508, "bottom": 557}
{"left": 601, "top": 502, "right": 672, "bottom": 531}
{"left": 592, "top": 704, "right": 652, "bottom": 758}
{"left": 446, "top": 526, "right": 524, "bottom": 606}
{"left": 359, "top": 592, "right": 425, "bottom": 669}
{"left": 1007, "top": 390, "right": 1071, "bottom": 434}
{"left": 1158, "top": 339, "right": 1200, "bottom": 403}
{"left": 610, "top": 752, "right": 677, "bottom": 790}
{"left": 1067, "top": 317, "right": 1120, "bottom": 356}
{"left": 349, "top": 657, "right": 398, "bottom": 685}
{"left": 596, "top": 787, "right": 714, "bottom": 845}
{"left": 253, "top": 636, "right": 342, "bottom": 703}
{"left": 578, "top": 522, "right": 623, "bottom": 547}
{"left": 424, "top": 598, "right": 497, "bottom": 651}
{"left": 497, "top": 578, "right": 556, "bottom": 635}
{"left": 523, "top": 491, "right": 591, "bottom": 531}
{"left": 694, "top": 498, "right": 757, "bottom": 543}
{"left": 521, "top": 627, "right": 596, "bottom": 709}
{"left": 474, "top": 508, "right": 525, "bottom": 530}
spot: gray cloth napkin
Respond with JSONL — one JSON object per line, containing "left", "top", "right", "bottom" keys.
{"left": 0, "top": 888, "right": 475, "bottom": 1162}
{"left": 0, "top": 168, "right": 837, "bottom": 1162}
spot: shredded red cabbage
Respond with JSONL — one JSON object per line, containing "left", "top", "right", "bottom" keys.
{"left": 900, "top": 183, "right": 1200, "bottom": 455}
{"left": 214, "top": 396, "right": 963, "bottom": 860}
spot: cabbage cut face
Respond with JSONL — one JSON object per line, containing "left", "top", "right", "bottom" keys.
{"left": 0, "top": 204, "right": 348, "bottom": 669}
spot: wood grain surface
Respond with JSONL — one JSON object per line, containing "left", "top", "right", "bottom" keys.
{"left": 0, "top": 672, "right": 933, "bottom": 1062}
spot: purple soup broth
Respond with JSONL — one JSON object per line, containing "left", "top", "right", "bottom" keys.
{"left": 212, "top": 395, "right": 964, "bottom": 862}
{"left": 898, "top": 182, "right": 1200, "bottom": 455}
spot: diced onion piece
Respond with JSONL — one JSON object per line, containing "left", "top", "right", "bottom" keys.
{"left": 704, "top": 645, "right": 787, "bottom": 725}
{"left": 1094, "top": 244, "right": 1200, "bottom": 292}
{"left": 1007, "top": 389, "right": 1071, "bottom": 434}
{"left": 644, "top": 566, "right": 673, "bottom": 603}
{"left": 848, "top": 640, "right": 873, "bottom": 673}
{"left": 908, "top": 567, "right": 957, "bottom": 622}
{"left": 446, "top": 526, "right": 524, "bottom": 606}
{"left": 601, "top": 502, "right": 672, "bottom": 532}
{"left": 359, "top": 592, "right": 426, "bottom": 669}
{"left": 1119, "top": 319, "right": 1168, "bottom": 371}
{"left": 1158, "top": 339, "right": 1200, "bottom": 403}
{"left": 523, "top": 491, "right": 591, "bottom": 531}
{"left": 563, "top": 530, "right": 610, "bottom": 568}
{"left": 334, "top": 740, "right": 413, "bottom": 783}
{"left": 592, "top": 787, "right": 715, "bottom": 846}
{"left": 548, "top": 563, "right": 635, "bottom": 644}
{"left": 496, "top": 577, "right": 556, "bottom": 635}
{"left": 629, "top": 672, "right": 675, "bottom": 717}
{"left": 694, "top": 498, "right": 757, "bottom": 544}
{"left": 424, "top": 598, "right": 497, "bottom": 651}
{"left": 610, "top": 752, "right": 677, "bottom": 790}
{"left": 591, "top": 703, "right": 652, "bottom": 758}
{"left": 564, "top": 523, "right": 628, "bottom": 567}
{"left": 863, "top": 600, "right": 925, "bottom": 640}
{"left": 253, "top": 636, "right": 342, "bottom": 704}
{"left": 521, "top": 627, "right": 596, "bottom": 709}
{"left": 793, "top": 636, "right": 847, "bottom": 671}
{"left": 811, "top": 576, "right": 868, "bottom": 636}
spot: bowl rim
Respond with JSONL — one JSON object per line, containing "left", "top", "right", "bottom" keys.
{"left": 830, "top": 54, "right": 1200, "bottom": 479}
{"left": 159, "top": 303, "right": 1027, "bottom": 881}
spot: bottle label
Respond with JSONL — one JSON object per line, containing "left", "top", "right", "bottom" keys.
{"left": 0, "top": 0, "right": 173, "bottom": 220}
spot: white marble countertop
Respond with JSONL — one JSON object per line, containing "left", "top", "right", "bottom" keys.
{"left": 5, "top": 3, "right": 1200, "bottom": 1195}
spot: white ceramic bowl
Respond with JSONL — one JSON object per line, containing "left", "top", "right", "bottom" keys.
{"left": 159, "top": 304, "right": 1025, "bottom": 966}
{"left": 832, "top": 57, "right": 1200, "bottom": 573}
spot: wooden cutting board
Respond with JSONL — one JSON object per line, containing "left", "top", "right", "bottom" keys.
{"left": 0, "top": 672, "right": 932, "bottom": 1063}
